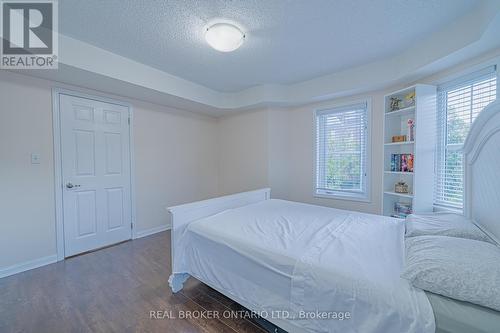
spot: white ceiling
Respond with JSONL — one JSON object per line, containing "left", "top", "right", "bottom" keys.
{"left": 59, "top": 0, "right": 482, "bottom": 93}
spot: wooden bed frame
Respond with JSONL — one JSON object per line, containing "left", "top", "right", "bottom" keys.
{"left": 166, "top": 99, "right": 500, "bottom": 333}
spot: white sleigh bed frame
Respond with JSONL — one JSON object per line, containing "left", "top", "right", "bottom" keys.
{"left": 463, "top": 100, "right": 500, "bottom": 245}
{"left": 167, "top": 100, "right": 500, "bottom": 332}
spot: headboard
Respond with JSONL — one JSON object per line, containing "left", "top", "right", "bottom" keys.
{"left": 463, "top": 100, "right": 500, "bottom": 245}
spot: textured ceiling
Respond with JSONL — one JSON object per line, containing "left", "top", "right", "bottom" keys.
{"left": 59, "top": 0, "right": 481, "bottom": 92}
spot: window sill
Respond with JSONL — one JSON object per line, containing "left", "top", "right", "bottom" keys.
{"left": 314, "top": 191, "right": 371, "bottom": 203}
{"left": 433, "top": 204, "right": 463, "bottom": 215}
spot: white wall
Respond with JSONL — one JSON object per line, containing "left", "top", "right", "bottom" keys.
{"left": 266, "top": 108, "right": 290, "bottom": 200}
{"left": 0, "top": 71, "right": 219, "bottom": 273}
{"left": 215, "top": 107, "right": 291, "bottom": 199}
{"left": 217, "top": 109, "right": 269, "bottom": 195}
{"left": 216, "top": 97, "right": 384, "bottom": 215}
{"left": 216, "top": 50, "right": 500, "bottom": 215}
{"left": 0, "top": 72, "right": 57, "bottom": 269}
{"left": 134, "top": 101, "right": 218, "bottom": 233}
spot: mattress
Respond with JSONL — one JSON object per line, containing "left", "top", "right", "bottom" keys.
{"left": 188, "top": 198, "right": 359, "bottom": 278}
{"left": 186, "top": 220, "right": 293, "bottom": 313}
{"left": 183, "top": 199, "right": 434, "bottom": 333}
{"left": 426, "top": 292, "right": 500, "bottom": 333}
{"left": 187, "top": 226, "right": 500, "bottom": 333}
{"left": 186, "top": 199, "right": 358, "bottom": 312}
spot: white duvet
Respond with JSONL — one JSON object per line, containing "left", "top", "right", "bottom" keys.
{"left": 185, "top": 199, "right": 435, "bottom": 333}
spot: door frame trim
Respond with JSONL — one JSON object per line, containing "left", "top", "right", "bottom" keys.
{"left": 52, "top": 88, "right": 137, "bottom": 261}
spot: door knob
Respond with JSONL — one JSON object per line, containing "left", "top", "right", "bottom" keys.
{"left": 66, "top": 182, "right": 81, "bottom": 189}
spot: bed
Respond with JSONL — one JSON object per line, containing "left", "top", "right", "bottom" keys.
{"left": 167, "top": 100, "right": 500, "bottom": 333}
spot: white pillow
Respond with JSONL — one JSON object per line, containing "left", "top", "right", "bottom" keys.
{"left": 402, "top": 235, "right": 500, "bottom": 312}
{"left": 405, "top": 212, "right": 494, "bottom": 244}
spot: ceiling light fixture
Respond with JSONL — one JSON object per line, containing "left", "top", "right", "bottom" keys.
{"left": 205, "top": 23, "right": 245, "bottom": 52}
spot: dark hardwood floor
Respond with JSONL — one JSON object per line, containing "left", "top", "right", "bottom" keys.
{"left": 0, "top": 231, "right": 268, "bottom": 333}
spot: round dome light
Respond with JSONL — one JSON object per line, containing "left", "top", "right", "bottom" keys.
{"left": 205, "top": 23, "right": 245, "bottom": 52}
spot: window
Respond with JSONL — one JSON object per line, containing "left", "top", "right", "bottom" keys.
{"left": 435, "top": 66, "right": 497, "bottom": 210}
{"left": 315, "top": 102, "right": 369, "bottom": 201}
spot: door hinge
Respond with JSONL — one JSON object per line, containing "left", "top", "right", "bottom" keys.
{"left": 130, "top": 222, "right": 133, "bottom": 230}
{"left": 128, "top": 117, "right": 130, "bottom": 125}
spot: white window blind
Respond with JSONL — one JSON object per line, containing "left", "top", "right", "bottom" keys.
{"left": 435, "top": 66, "right": 497, "bottom": 210}
{"left": 315, "top": 102, "right": 368, "bottom": 200}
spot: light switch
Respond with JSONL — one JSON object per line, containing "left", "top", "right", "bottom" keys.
{"left": 31, "top": 153, "right": 41, "bottom": 164}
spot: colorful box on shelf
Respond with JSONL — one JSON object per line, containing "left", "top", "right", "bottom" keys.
{"left": 393, "top": 202, "right": 413, "bottom": 219}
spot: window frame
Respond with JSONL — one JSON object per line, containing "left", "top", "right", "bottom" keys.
{"left": 434, "top": 64, "right": 498, "bottom": 212}
{"left": 313, "top": 99, "right": 372, "bottom": 202}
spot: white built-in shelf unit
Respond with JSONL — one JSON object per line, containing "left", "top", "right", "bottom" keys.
{"left": 382, "top": 84, "right": 436, "bottom": 218}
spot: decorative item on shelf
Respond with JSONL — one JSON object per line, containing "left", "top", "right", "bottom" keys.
{"left": 389, "top": 97, "right": 402, "bottom": 112}
{"left": 404, "top": 92, "right": 416, "bottom": 107}
{"left": 393, "top": 201, "right": 413, "bottom": 219}
{"left": 407, "top": 119, "right": 415, "bottom": 141}
{"left": 392, "top": 135, "right": 407, "bottom": 143}
{"left": 395, "top": 181, "right": 409, "bottom": 194}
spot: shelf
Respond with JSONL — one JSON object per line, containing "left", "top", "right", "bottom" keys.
{"left": 384, "top": 191, "right": 414, "bottom": 199}
{"left": 385, "top": 106, "right": 415, "bottom": 117}
{"left": 384, "top": 171, "right": 414, "bottom": 175}
{"left": 384, "top": 141, "right": 414, "bottom": 146}
{"left": 383, "top": 84, "right": 437, "bottom": 218}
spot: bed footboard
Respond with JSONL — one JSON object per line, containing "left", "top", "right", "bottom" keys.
{"left": 166, "top": 188, "right": 271, "bottom": 292}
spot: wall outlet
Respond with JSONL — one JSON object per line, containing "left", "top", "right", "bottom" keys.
{"left": 31, "top": 153, "right": 41, "bottom": 164}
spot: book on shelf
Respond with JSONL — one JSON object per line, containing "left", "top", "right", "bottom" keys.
{"left": 401, "top": 154, "right": 408, "bottom": 172}
{"left": 390, "top": 154, "right": 414, "bottom": 172}
{"left": 408, "top": 154, "right": 414, "bottom": 172}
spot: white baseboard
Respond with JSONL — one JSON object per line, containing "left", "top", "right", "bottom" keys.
{"left": 134, "top": 224, "right": 171, "bottom": 239}
{"left": 0, "top": 254, "right": 58, "bottom": 279}
{"left": 0, "top": 225, "right": 170, "bottom": 279}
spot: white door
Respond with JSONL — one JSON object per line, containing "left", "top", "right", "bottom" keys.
{"left": 60, "top": 94, "right": 132, "bottom": 257}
